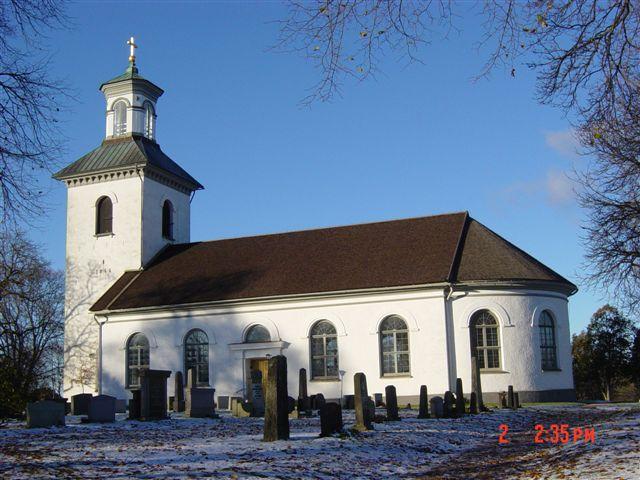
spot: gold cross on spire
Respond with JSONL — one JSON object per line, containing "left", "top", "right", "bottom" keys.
{"left": 127, "top": 36, "right": 137, "bottom": 64}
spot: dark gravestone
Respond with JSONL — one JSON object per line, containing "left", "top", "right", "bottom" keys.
{"left": 319, "top": 402, "right": 343, "bottom": 436}
{"left": 353, "top": 372, "right": 373, "bottom": 431}
{"left": 499, "top": 391, "right": 507, "bottom": 408}
{"left": 443, "top": 391, "right": 455, "bottom": 418}
{"left": 471, "top": 356, "right": 485, "bottom": 411}
{"left": 418, "top": 385, "right": 429, "bottom": 419}
{"left": 315, "top": 393, "right": 326, "bottom": 410}
{"left": 71, "top": 393, "right": 92, "bottom": 416}
{"left": 385, "top": 385, "right": 400, "bottom": 421}
{"left": 469, "top": 392, "right": 478, "bottom": 414}
{"left": 115, "top": 399, "right": 127, "bottom": 413}
{"left": 26, "top": 401, "right": 65, "bottom": 428}
{"left": 429, "top": 396, "right": 444, "bottom": 418}
{"left": 87, "top": 395, "right": 116, "bottom": 423}
{"left": 185, "top": 368, "right": 217, "bottom": 418}
{"left": 365, "top": 398, "right": 377, "bottom": 424}
{"left": 507, "top": 385, "right": 515, "bottom": 409}
{"left": 374, "top": 393, "right": 384, "bottom": 407}
{"left": 128, "top": 390, "right": 141, "bottom": 419}
{"left": 287, "top": 396, "right": 296, "bottom": 414}
{"left": 309, "top": 394, "right": 317, "bottom": 410}
{"left": 455, "top": 378, "right": 465, "bottom": 415}
{"left": 139, "top": 369, "right": 171, "bottom": 420}
{"left": 217, "top": 396, "right": 230, "bottom": 410}
{"left": 264, "top": 355, "right": 290, "bottom": 441}
{"left": 174, "top": 371, "right": 185, "bottom": 412}
{"left": 249, "top": 369, "right": 265, "bottom": 417}
{"left": 514, "top": 392, "right": 520, "bottom": 409}
{"left": 297, "top": 368, "right": 311, "bottom": 416}
{"left": 344, "top": 394, "right": 355, "bottom": 409}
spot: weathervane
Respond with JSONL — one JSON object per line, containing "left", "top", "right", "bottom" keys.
{"left": 127, "top": 36, "right": 137, "bottom": 64}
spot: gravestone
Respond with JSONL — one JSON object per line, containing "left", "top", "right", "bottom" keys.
{"left": 374, "top": 393, "right": 384, "bottom": 407}
{"left": 385, "top": 385, "right": 400, "bottom": 421}
{"left": 418, "top": 385, "right": 429, "bottom": 419}
{"left": 297, "top": 368, "right": 311, "bottom": 416}
{"left": 455, "top": 378, "right": 465, "bottom": 415}
{"left": 315, "top": 393, "right": 326, "bottom": 411}
{"left": 174, "top": 371, "right": 185, "bottom": 412}
{"left": 249, "top": 369, "right": 265, "bottom": 417}
{"left": 429, "top": 396, "right": 444, "bottom": 418}
{"left": 26, "top": 400, "right": 65, "bottom": 428}
{"left": 498, "top": 391, "right": 507, "bottom": 408}
{"left": 507, "top": 385, "right": 515, "bottom": 409}
{"left": 139, "top": 368, "right": 171, "bottom": 420}
{"left": 71, "top": 393, "right": 92, "bottom": 416}
{"left": 344, "top": 394, "right": 355, "bottom": 409}
{"left": 87, "top": 395, "right": 116, "bottom": 423}
{"left": 443, "top": 391, "right": 455, "bottom": 418}
{"left": 264, "top": 355, "right": 290, "bottom": 441}
{"left": 469, "top": 392, "right": 478, "bottom": 414}
{"left": 470, "top": 356, "right": 485, "bottom": 411}
{"left": 353, "top": 372, "right": 374, "bottom": 431}
{"left": 319, "top": 402, "right": 343, "bottom": 436}
{"left": 231, "top": 397, "right": 251, "bottom": 418}
{"left": 217, "top": 395, "right": 230, "bottom": 410}
{"left": 185, "top": 368, "right": 217, "bottom": 418}
{"left": 365, "top": 398, "right": 376, "bottom": 424}
{"left": 514, "top": 392, "right": 520, "bottom": 409}
{"left": 128, "top": 390, "right": 141, "bottom": 419}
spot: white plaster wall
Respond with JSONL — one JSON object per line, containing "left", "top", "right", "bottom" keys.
{"left": 451, "top": 289, "right": 574, "bottom": 397}
{"left": 100, "top": 290, "right": 451, "bottom": 402}
{"left": 141, "top": 177, "right": 191, "bottom": 264}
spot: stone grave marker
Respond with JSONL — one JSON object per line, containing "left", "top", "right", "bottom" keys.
{"left": 455, "top": 378, "right": 465, "bottom": 415}
{"left": 353, "top": 372, "right": 373, "bottom": 431}
{"left": 174, "top": 371, "right": 185, "bottom": 412}
{"left": 249, "top": 369, "right": 265, "bottom": 417}
{"left": 71, "top": 393, "right": 92, "bottom": 416}
{"left": 344, "top": 394, "right": 355, "bottom": 409}
{"left": 429, "top": 396, "right": 444, "bottom": 418}
{"left": 297, "top": 368, "right": 311, "bottom": 416}
{"left": 507, "top": 385, "right": 515, "bottom": 409}
{"left": 418, "top": 385, "right": 429, "bottom": 419}
{"left": 139, "top": 368, "right": 171, "bottom": 420}
{"left": 469, "top": 392, "right": 478, "bottom": 414}
{"left": 319, "top": 402, "right": 343, "bottom": 436}
{"left": 115, "top": 399, "right": 127, "bottom": 413}
{"left": 385, "top": 385, "right": 400, "bottom": 421}
{"left": 315, "top": 393, "right": 326, "bottom": 410}
{"left": 514, "top": 392, "right": 520, "bottom": 409}
{"left": 128, "top": 390, "right": 141, "bottom": 419}
{"left": 443, "top": 391, "right": 455, "bottom": 418}
{"left": 87, "top": 395, "right": 116, "bottom": 423}
{"left": 374, "top": 393, "right": 383, "bottom": 407}
{"left": 26, "top": 400, "right": 65, "bottom": 428}
{"left": 471, "top": 356, "right": 485, "bottom": 411}
{"left": 185, "top": 368, "right": 217, "bottom": 418}
{"left": 498, "top": 391, "right": 507, "bottom": 408}
{"left": 264, "top": 355, "right": 290, "bottom": 441}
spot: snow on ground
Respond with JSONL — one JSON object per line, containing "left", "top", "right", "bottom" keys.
{"left": 0, "top": 405, "right": 638, "bottom": 479}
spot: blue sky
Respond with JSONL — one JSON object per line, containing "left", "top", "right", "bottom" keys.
{"left": 29, "top": 1, "right": 607, "bottom": 333}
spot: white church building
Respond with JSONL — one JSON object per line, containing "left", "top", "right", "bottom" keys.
{"left": 55, "top": 42, "right": 577, "bottom": 407}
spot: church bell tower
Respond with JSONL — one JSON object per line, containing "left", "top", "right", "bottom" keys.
{"left": 54, "top": 38, "right": 203, "bottom": 397}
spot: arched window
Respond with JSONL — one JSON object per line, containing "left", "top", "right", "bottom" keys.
{"left": 539, "top": 311, "right": 558, "bottom": 370}
{"left": 184, "top": 329, "right": 209, "bottom": 386}
{"left": 96, "top": 196, "right": 113, "bottom": 235}
{"left": 470, "top": 310, "right": 501, "bottom": 370}
{"left": 379, "top": 315, "right": 410, "bottom": 375}
{"left": 126, "top": 333, "right": 149, "bottom": 388}
{"left": 245, "top": 325, "right": 270, "bottom": 343}
{"left": 162, "top": 200, "right": 173, "bottom": 239}
{"left": 310, "top": 321, "right": 338, "bottom": 379}
{"left": 113, "top": 100, "right": 127, "bottom": 136}
{"left": 144, "top": 102, "right": 155, "bottom": 139}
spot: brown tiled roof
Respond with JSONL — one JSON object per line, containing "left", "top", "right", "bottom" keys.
{"left": 90, "top": 212, "right": 576, "bottom": 312}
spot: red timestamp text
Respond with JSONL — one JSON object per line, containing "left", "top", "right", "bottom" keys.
{"left": 498, "top": 424, "right": 596, "bottom": 444}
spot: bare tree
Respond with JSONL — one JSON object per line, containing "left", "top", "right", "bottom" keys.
{"left": 0, "top": 0, "right": 68, "bottom": 227}
{"left": 0, "top": 231, "right": 64, "bottom": 419}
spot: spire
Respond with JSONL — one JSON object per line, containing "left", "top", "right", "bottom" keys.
{"left": 126, "top": 36, "right": 138, "bottom": 75}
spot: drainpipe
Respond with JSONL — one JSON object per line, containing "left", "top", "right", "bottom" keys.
{"left": 443, "top": 284, "right": 457, "bottom": 391}
{"left": 93, "top": 315, "right": 108, "bottom": 395}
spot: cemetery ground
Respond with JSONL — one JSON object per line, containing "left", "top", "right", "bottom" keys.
{"left": 0, "top": 404, "right": 638, "bottom": 479}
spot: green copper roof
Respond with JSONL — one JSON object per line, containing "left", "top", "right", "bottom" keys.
{"left": 53, "top": 134, "right": 203, "bottom": 190}
{"left": 100, "top": 63, "right": 163, "bottom": 93}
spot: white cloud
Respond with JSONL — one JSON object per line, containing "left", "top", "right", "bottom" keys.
{"left": 499, "top": 169, "right": 575, "bottom": 208}
{"left": 545, "top": 169, "right": 574, "bottom": 205}
{"left": 544, "top": 129, "right": 580, "bottom": 158}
